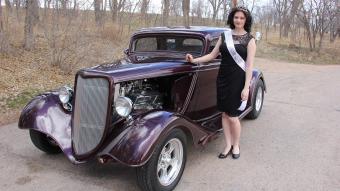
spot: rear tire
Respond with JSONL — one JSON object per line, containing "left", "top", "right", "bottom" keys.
{"left": 246, "top": 80, "right": 264, "bottom": 119}
{"left": 136, "top": 128, "right": 187, "bottom": 191}
{"left": 29, "top": 129, "right": 61, "bottom": 154}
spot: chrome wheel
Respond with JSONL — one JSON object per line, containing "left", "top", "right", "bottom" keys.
{"left": 255, "top": 86, "right": 263, "bottom": 111}
{"left": 157, "top": 138, "right": 183, "bottom": 186}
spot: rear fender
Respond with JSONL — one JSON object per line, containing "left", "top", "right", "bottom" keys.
{"left": 249, "top": 70, "right": 266, "bottom": 106}
{"left": 99, "top": 111, "right": 209, "bottom": 167}
{"left": 18, "top": 91, "right": 79, "bottom": 163}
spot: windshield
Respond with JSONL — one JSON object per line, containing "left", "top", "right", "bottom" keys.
{"left": 132, "top": 35, "right": 204, "bottom": 54}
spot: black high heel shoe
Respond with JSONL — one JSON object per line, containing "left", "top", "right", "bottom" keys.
{"left": 218, "top": 146, "right": 232, "bottom": 159}
{"left": 232, "top": 146, "right": 240, "bottom": 159}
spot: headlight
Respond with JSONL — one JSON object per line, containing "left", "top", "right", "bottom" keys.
{"left": 59, "top": 86, "right": 73, "bottom": 104}
{"left": 115, "top": 96, "right": 133, "bottom": 117}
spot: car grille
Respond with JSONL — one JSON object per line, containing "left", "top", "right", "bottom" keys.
{"left": 73, "top": 76, "right": 110, "bottom": 155}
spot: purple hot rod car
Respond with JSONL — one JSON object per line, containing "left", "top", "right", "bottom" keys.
{"left": 19, "top": 26, "right": 266, "bottom": 191}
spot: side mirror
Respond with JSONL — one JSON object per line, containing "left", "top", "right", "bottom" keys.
{"left": 255, "top": 31, "right": 262, "bottom": 41}
{"left": 124, "top": 48, "right": 129, "bottom": 55}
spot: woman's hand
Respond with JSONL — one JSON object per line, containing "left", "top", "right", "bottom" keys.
{"left": 241, "top": 88, "right": 249, "bottom": 101}
{"left": 185, "top": 54, "right": 194, "bottom": 63}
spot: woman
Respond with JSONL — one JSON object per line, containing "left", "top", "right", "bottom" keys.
{"left": 185, "top": 6, "right": 256, "bottom": 159}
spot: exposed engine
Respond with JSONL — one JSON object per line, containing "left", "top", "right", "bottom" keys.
{"left": 119, "top": 79, "right": 164, "bottom": 111}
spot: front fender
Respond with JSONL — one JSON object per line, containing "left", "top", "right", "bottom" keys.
{"left": 18, "top": 91, "right": 79, "bottom": 163}
{"left": 100, "top": 111, "right": 209, "bottom": 167}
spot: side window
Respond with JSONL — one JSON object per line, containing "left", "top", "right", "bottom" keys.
{"left": 209, "top": 38, "right": 218, "bottom": 53}
{"left": 182, "top": 38, "right": 203, "bottom": 53}
{"left": 209, "top": 38, "right": 221, "bottom": 59}
{"left": 135, "top": 37, "right": 157, "bottom": 51}
{"left": 166, "top": 38, "right": 176, "bottom": 50}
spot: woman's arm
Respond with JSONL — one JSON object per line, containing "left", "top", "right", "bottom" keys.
{"left": 241, "top": 38, "right": 256, "bottom": 101}
{"left": 186, "top": 36, "right": 222, "bottom": 63}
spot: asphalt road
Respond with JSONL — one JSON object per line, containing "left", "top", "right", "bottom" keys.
{"left": 1, "top": 58, "right": 339, "bottom": 191}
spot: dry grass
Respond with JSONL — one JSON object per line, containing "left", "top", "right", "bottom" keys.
{"left": 256, "top": 30, "right": 340, "bottom": 65}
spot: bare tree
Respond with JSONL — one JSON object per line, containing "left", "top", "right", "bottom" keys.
{"left": 46, "top": 0, "right": 52, "bottom": 9}
{"left": 191, "top": 0, "right": 203, "bottom": 24}
{"left": 273, "top": 0, "right": 290, "bottom": 38}
{"left": 162, "top": 0, "right": 170, "bottom": 26}
{"left": 60, "top": 0, "right": 69, "bottom": 10}
{"left": 13, "top": 0, "right": 22, "bottom": 21}
{"left": 94, "top": 0, "right": 103, "bottom": 26}
{"left": 286, "top": 0, "right": 302, "bottom": 45}
{"left": 222, "top": 0, "right": 230, "bottom": 22}
{"left": 24, "top": 0, "right": 39, "bottom": 50}
{"left": 73, "top": 0, "right": 78, "bottom": 11}
{"left": 109, "top": 0, "right": 126, "bottom": 23}
{"left": 126, "top": 0, "right": 141, "bottom": 32}
{"left": 5, "top": 0, "right": 12, "bottom": 13}
{"left": 316, "top": 0, "right": 336, "bottom": 49}
{"left": 0, "top": 0, "right": 3, "bottom": 32}
{"left": 329, "top": 0, "right": 339, "bottom": 43}
{"left": 182, "top": 0, "right": 190, "bottom": 27}
{"left": 241, "top": 0, "right": 257, "bottom": 13}
{"left": 140, "top": 0, "right": 150, "bottom": 24}
{"left": 256, "top": 4, "right": 275, "bottom": 41}
{"left": 297, "top": 0, "right": 335, "bottom": 51}
{"left": 170, "top": 0, "right": 181, "bottom": 23}
{"left": 208, "top": 0, "right": 224, "bottom": 21}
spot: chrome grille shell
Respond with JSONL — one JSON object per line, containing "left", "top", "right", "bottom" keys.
{"left": 72, "top": 76, "right": 110, "bottom": 156}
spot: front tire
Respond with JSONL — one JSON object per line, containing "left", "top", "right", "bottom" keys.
{"left": 246, "top": 80, "right": 264, "bottom": 119}
{"left": 29, "top": 129, "right": 61, "bottom": 154}
{"left": 136, "top": 128, "right": 187, "bottom": 191}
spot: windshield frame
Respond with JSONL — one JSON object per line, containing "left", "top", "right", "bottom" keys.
{"left": 129, "top": 32, "right": 206, "bottom": 56}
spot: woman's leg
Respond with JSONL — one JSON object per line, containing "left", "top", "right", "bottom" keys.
{"left": 228, "top": 116, "right": 241, "bottom": 154}
{"left": 221, "top": 112, "right": 232, "bottom": 154}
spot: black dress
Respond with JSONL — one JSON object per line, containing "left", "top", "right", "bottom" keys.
{"left": 216, "top": 32, "right": 254, "bottom": 117}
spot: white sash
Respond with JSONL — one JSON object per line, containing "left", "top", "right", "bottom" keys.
{"left": 224, "top": 29, "right": 246, "bottom": 71}
{"left": 223, "top": 29, "right": 248, "bottom": 111}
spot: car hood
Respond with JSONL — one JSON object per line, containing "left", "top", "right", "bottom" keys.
{"left": 80, "top": 56, "right": 197, "bottom": 83}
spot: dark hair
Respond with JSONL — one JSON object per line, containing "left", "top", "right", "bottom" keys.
{"left": 227, "top": 6, "right": 253, "bottom": 32}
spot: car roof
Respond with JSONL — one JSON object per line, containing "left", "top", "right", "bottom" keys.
{"left": 135, "top": 26, "right": 227, "bottom": 37}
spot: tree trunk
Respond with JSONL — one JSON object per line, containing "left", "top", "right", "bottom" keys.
{"left": 162, "top": 0, "right": 170, "bottom": 26}
{"left": 24, "top": 0, "right": 39, "bottom": 50}
{"left": 222, "top": 0, "right": 228, "bottom": 23}
{"left": 318, "top": 32, "right": 324, "bottom": 51}
{"left": 73, "top": 0, "right": 77, "bottom": 11}
{"left": 109, "top": 0, "right": 117, "bottom": 23}
{"left": 282, "top": 19, "right": 289, "bottom": 37}
{"left": 61, "top": 0, "right": 68, "bottom": 10}
{"left": 182, "top": 0, "right": 190, "bottom": 27}
{"left": 94, "top": 0, "right": 103, "bottom": 26}
{"left": 140, "top": 0, "right": 150, "bottom": 25}
{"left": 208, "top": 0, "right": 224, "bottom": 22}
{"left": 0, "top": 0, "right": 3, "bottom": 32}
{"left": 288, "top": 0, "right": 302, "bottom": 45}
{"left": 279, "top": 16, "right": 283, "bottom": 39}
{"left": 0, "top": 0, "right": 9, "bottom": 53}
{"left": 5, "top": 0, "right": 12, "bottom": 13}
{"left": 14, "top": 0, "right": 21, "bottom": 21}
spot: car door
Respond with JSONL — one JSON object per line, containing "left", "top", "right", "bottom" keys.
{"left": 189, "top": 38, "right": 221, "bottom": 120}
